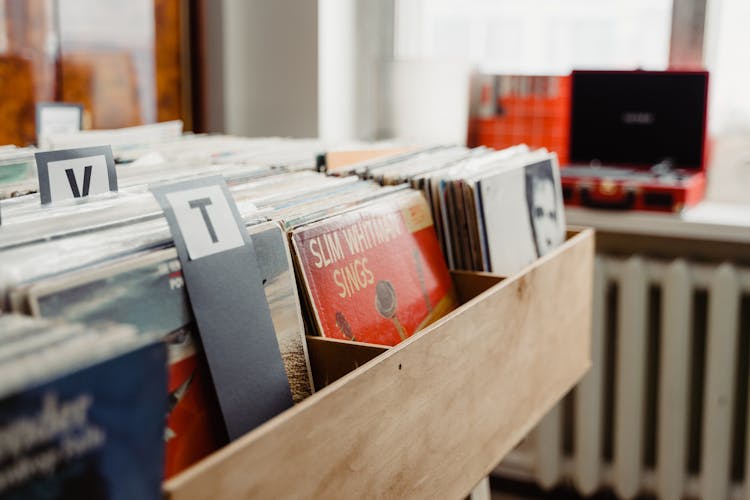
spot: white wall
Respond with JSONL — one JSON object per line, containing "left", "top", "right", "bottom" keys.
{"left": 383, "top": 59, "right": 471, "bottom": 145}
{"left": 203, "top": 0, "right": 750, "bottom": 140}
{"left": 704, "top": 0, "right": 750, "bottom": 134}
{"left": 216, "top": 0, "right": 318, "bottom": 137}
{"left": 318, "top": 0, "right": 360, "bottom": 142}
{"left": 394, "top": 0, "right": 673, "bottom": 75}
{"left": 318, "top": 0, "right": 393, "bottom": 142}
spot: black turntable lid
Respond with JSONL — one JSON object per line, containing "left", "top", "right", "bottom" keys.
{"left": 569, "top": 70, "right": 708, "bottom": 170}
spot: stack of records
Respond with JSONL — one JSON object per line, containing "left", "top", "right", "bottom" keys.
{"left": 0, "top": 170, "right": 357, "bottom": 475}
{"left": 331, "top": 144, "right": 567, "bottom": 275}
{"left": 0, "top": 136, "right": 460, "bottom": 476}
{"left": 2, "top": 221, "right": 312, "bottom": 477}
{"left": 0, "top": 121, "right": 327, "bottom": 201}
{"left": 0, "top": 315, "right": 167, "bottom": 499}
{"left": 0, "top": 146, "right": 38, "bottom": 200}
{"left": 291, "top": 189, "right": 457, "bottom": 346}
{"left": 0, "top": 123, "right": 564, "bottom": 481}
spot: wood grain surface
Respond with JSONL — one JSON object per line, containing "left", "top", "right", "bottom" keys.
{"left": 164, "top": 229, "right": 594, "bottom": 500}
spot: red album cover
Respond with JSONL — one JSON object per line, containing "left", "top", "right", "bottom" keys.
{"left": 163, "top": 330, "right": 226, "bottom": 479}
{"left": 292, "top": 191, "right": 457, "bottom": 346}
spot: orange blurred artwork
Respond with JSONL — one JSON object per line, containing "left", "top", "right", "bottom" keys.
{"left": 0, "top": 0, "right": 188, "bottom": 146}
{"left": 469, "top": 75, "right": 571, "bottom": 165}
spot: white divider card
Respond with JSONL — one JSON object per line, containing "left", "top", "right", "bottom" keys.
{"left": 35, "top": 146, "right": 117, "bottom": 205}
{"left": 150, "top": 176, "right": 293, "bottom": 440}
{"left": 35, "top": 102, "right": 83, "bottom": 147}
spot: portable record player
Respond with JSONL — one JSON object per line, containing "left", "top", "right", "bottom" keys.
{"left": 561, "top": 70, "right": 709, "bottom": 212}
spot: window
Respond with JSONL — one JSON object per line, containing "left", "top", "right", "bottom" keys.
{"left": 395, "top": 0, "right": 674, "bottom": 74}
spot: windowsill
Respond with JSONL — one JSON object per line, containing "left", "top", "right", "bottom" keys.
{"left": 565, "top": 203, "right": 750, "bottom": 244}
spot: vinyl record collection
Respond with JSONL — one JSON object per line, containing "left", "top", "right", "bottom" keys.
{"left": 0, "top": 315, "right": 167, "bottom": 499}
{"left": 331, "top": 144, "right": 566, "bottom": 275}
{"left": 0, "top": 121, "right": 566, "bottom": 498}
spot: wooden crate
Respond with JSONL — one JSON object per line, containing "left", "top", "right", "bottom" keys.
{"left": 163, "top": 228, "right": 594, "bottom": 499}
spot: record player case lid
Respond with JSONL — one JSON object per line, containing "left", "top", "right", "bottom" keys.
{"left": 569, "top": 70, "right": 709, "bottom": 171}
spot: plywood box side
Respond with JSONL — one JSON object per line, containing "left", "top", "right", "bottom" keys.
{"left": 307, "top": 336, "right": 387, "bottom": 390}
{"left": 309, "top": 270, "right": 503, "bottom": 389}
{"left": 450, "top": 270, "right": 504, "bottom": 304}
{"left": 164, "top": 229, "right": 594, "bottom": 500}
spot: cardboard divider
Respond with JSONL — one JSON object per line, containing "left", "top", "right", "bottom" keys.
{"left": 306, "top": 337, "right": 387, "bottom": 390}
{"left": 308, "top": 270, "right": 505, "bottom": 390}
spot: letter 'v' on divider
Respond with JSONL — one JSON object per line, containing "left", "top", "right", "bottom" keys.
{"left": 34, "top": 145, "right": 117, "bottom": 205}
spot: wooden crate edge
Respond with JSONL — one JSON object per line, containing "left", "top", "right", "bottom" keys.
{"left": 164, "top": 227, "right": 594, "bottom": 499}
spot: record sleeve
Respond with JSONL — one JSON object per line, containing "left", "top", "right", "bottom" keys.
{"left": 477, "top": 156, "right": 565, "bottom": 275}
{"left": 23, "top": 221, "right": 311, "bottom": 478}
{"left": 0, "top": 322, "right": 167, "bottom": 500}
{"left": 291, "top": 190, "right": 457, "bottom": 346}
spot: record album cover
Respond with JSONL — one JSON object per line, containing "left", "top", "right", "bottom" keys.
{"left": 292, "top": 191, "right": 457, "bottom": 346}
{"left": 478, "top": 157, "right": 565, "bottom": 275}
{"left": 24, "top": 222, "right": 311, "bottom": 478}
{"left": 0, "top": 339, "right": 167, "bottom": 500}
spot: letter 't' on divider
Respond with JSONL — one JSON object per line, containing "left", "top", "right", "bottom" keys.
{"left": 164, "top": 186, "right": 244, "bottom": 261}
{"left": 150, "top": 176, "right": 293, "bottom": 441}
{"left": 188, "top": 197, "right": 218, "bottom": 243}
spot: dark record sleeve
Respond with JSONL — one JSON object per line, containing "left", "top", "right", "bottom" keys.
{"left": 0, "top": 341, "right": 167, "bottom": 500}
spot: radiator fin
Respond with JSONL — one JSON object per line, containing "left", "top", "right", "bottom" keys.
{"left": 656, "top": 260, "right": 692, "bottom": 500}
{"left": 614, "top": 257, "right": 649, "bottom": 498}
{"left": 573, "top": 257, "right": 607, "bottom": 495}
{"left": 701, "top": 265, "right": 741, "bottom": 499}
{"left": 493, "top": 256, "right": 750, "bottom": 500}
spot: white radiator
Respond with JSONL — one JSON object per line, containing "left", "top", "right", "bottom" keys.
{"left": 495, "top": 255, "right": 750, "bottom": 500}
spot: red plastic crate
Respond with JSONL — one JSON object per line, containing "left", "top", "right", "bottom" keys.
{"left": 469, "top": 75, "right": 571, "bottom": 164}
